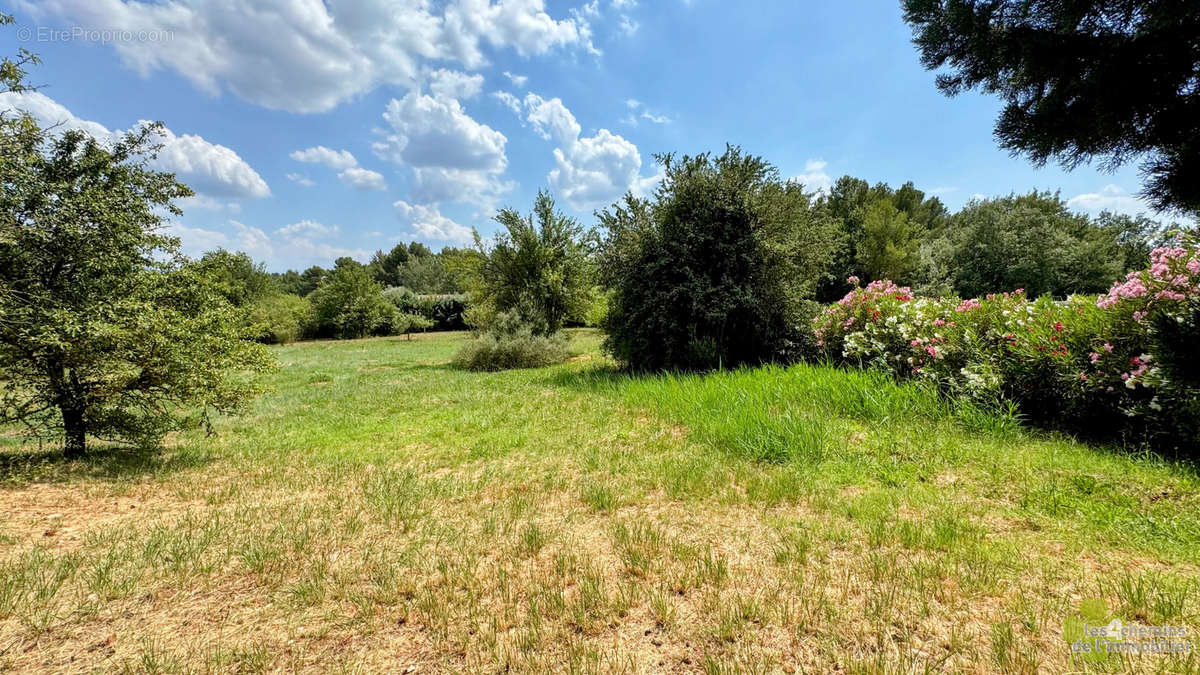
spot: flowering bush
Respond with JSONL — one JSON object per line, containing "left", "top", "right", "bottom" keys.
{"left": 813, "top": 235, "right": 1200, "bottom": 450}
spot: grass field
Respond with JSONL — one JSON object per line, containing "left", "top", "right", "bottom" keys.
{"left": 2, "top": 329, "right": 1199, "bottom": 673}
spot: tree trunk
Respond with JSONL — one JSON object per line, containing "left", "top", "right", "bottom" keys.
{"left": 59, "top": 367, "right": 88, "bottom": 460}
{"left": 61, "top": 402, "right": 86, "bottom": 459}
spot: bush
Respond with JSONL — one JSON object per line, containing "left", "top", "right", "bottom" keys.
{"left": 813, "top": 236, "right": 1200, "bottom": 450}
{"left": 248, "top": 293, "right": 313, "bottom": 344}
{"left": 453, "top": 313, "right": 571, "bottom": 371}
{"left": 308, "top": 261, "right": 394, "bottom": 339}
{"left": 598, "top": 146, "right": 838, "bottom": 371}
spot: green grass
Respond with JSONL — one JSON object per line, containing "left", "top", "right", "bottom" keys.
{"left": 1, "top": 329, "right": 1199, "bottom": 672}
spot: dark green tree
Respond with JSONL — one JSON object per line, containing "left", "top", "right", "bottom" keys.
{"left": 902, "top": 0, "right": 1200, "bottom": 215}
{"left": 599, "top": 146, "right": 838, "bottom": 370}
{"left": 948, "top": 192, "right": 1125, "bottom": 298}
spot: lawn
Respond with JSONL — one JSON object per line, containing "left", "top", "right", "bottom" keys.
{"left": 2, "top": 329, "right": 1198, "bottom": 673}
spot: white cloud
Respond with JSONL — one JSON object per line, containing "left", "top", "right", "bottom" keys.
{"left": 1067, "top": 184, "right": 1152, "bottom": 216}
{"left": 17, "top": 0, "right": 597, "bottom": 113}
{"left": 621, "top": 98, "right": 671, "bottom": 127}
{"left": 792, "top": 159, "right": 832, "bottom": 194}
{"left": 286, "top": 172, "right": 316, "bottom": 187}
{"left": 394, "top": 201, "right": 474, "bottom": 243}
{"left": 374, "top": 90, "right": 512, "bottom": 208}
{"left": 524, "top": 93, "right": 581, "bottom": 145}
{"left": 168, "top": 219, "right": 370, "bottom": 269}
{"left": 491, "top": 90, "right": 523, "bottom": 114}
{"left": 375, "top": 92, "right": 507, "bottom": 172}
{"left": 290, "top": 146, "right": 387, "bottom": 191}
{"left": 521, "top": 93, "right": 655, "bottom": 210}
{"left": 428, "top": 69, "right": 484, "bottom": 100}
{"left": 338, "top": 166, "right": 388, "bottom": 192}
{"left": 278, "top": 219, "right": 340, "bottom": 239}
{"left": 503, "top": 71, "right": 529, "bottom": 88}
{"left": 290, "top": 146, "right": 359, "bottom": 171}
{"left": 0, "top": 90, "right": 270, "bottom": 200}
{"left": 617, "top": 15, "right": 638, "bottom": 36}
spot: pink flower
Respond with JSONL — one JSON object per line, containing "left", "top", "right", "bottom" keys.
{"left": 925, "top": 346, "right": 938, "bottom": 357}
{"left": 933, "top": 318, "right": 946, "bottom": 327}
{"left": 847, "top": 275, "right": 860, "bottom": 285}
{"left": 1053, "top": 321, "right": 1064, "bottom": 332}
{"left": 1079, "top": 373, "right": 1088, "bottom": 381}
{"left": 1089, "top": 352, "right": 1100, "bottom": 363}
{"left": 1188, "top": 258, "right": 1200, "bottom": 275}
{"left": 1103, "top": 343, "right": 1113, "bottom": 353}
{"left": 910, "top": 339, "right": 922, "bottom": 347}
{"left": 1133, "top": 310, "right": 1147, "bottom": 322}
{"left": 955, "top": 298, "right": 981, "bottom": 313}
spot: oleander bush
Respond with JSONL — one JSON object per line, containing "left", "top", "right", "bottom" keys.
{"left": 813, "top": 237, "right": 1200, "bottom": 450}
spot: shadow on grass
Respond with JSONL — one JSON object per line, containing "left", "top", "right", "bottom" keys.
{"left": 0, "top": 442, "right": 215, "bottom": 487}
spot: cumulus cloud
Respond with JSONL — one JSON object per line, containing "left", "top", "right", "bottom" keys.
{"left": 520, "top": 93, "right": 656, "bottom": 210}
{"left": 792, "top": 159, "right": 832, "bottom": 194}
{"left": 373, "top": 89, "right": 512, "bottom": 208}
{"left": 290, "top": 146, "right": 359, "bottom": 171}
{"left": 168, "top": 219, "right": 371, "bottom": 269}
{"left": 286, "top": 173, "right": 316, "bottom": 187}
{"left": 290, "top": 146, "right": 388, "bottom": 191}
{"left": 394, "top": 201, "right": 474, "bottom": 243}
{"left": 15, "top": 0, "right": 596, "bottom": 113}
{"left": 338, "top": 166, "right": 388, "bottom": 192}
{"left": 428, "top": 69, "right": 484, "bottom": 100}
{"left": 1067, "top": 184, "right": 1152, "bottom": 216}
{"left": 0, "top": 90, "right": 270, "bottom": 200}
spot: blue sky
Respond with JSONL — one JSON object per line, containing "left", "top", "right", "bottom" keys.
{"left": 1, "top": 0, "right": 1162, "bottom": 271}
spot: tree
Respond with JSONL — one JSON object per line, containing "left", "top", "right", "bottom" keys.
{"left": 856, "top": 198, "right": 922, "bottom": 283}
{"left": 368, "top": 244, "right": 410, "bottom": 288}
{"left": 476, "top": 190, "right": 592, "bottom": 335}
{"left": 598, "top": 146, "right": 839, "bottom": 370}
{"left": 193, "top": 249, "right": 277, "bottom": 307}
{"left": 816, "top": 177, "right": 946, "bottom": 300}
{"left": 307, "top": 259, "right": 394, "bottom": 339}
{"left": 0, "top": 120, "right": 273, "bottom": 458}
{"left": 902, "top": 0, "right": 1200, "bottom": 215}
{"left": 948, "top": 192, "right": 1125, "bottom": 298}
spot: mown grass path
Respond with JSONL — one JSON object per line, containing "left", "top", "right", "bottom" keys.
{"left": 2, "top": 330, "right": 1198, "bottom": 672}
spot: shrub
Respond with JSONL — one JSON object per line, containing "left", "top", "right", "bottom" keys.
{"left": 248, "top": 293, "right": 313, "bottom": 344}
{"left": 813, "top": 235, "right": 1200, "bottom": 450}
{"left": 453, "top": 313, "right": 571, "bottom": 371}
{"left": 598, "top": 146, "right": 838, "bottom": 371}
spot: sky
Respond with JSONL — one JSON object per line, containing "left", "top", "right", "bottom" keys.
{"left": 0, "top": 0, "right": 1170, "bottom": 272}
